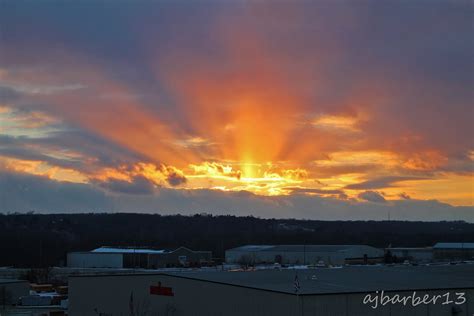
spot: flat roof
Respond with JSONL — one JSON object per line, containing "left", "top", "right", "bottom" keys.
{"left": 70, "top": 264, "right": 474, "bottom": 295}
{"left": 91, "top": 247, "right": 166, "bottom": 254}
{"left": 227, "top": 244, "right": 380, "bottom": 253}
{"left": 387, "top": 247, "right": 433, "bottom": 251}
{"left": 0, "top": 279, "right": 28, "bottom": 284}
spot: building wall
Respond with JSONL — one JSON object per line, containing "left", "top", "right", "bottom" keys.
{"left": 67, "top": 252, "right": 123, "bottom": 268}
{"left": 388, "top": 249, "right": 434, "bottom": 263}
{"left": 344, "top": 246, "right": 384, "bottom": 259}
{"left": 226, "top": 247, "right": 383, "bottom": 265}
{"left": 0, "top": 281, "right": 30, "bottom": 305}
{"left": 68, "top": 274, "right": 474, "bottom": 316}
{"left": 301, "top": 289, "right": 474, "bottom": 316}
{"left": 434, "top": 249, "right": 474, "bottom": 261}
{"left": 69, "top": 274, "right": 298, "bottom": 316}
{"left": 123, "top": 253, "right": 149, "bottom": 269}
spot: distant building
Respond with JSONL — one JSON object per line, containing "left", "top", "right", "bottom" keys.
{"left": 385, "top": 247, "right": 434, "bottom": 263}
{"left": 225, "top": 245, "right": 383, "bottom": 265}
{"left": 67, "top": 252, "right": 124, "bottom": 269}
{"left": 433, "top": 242, "right": 474, "bottom": 261}
{"left": 148, "top": 247, "right": 212, "bottom": 269}
{"left": 67, "top": 246, "right": 212, "bottom": 269}
{"left": 68, "top": 265, "right": 474, "bottom": 316}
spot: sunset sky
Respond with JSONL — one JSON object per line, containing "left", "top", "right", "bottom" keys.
{"left": 0, "top": 0, "right": 472, "bottom": 221}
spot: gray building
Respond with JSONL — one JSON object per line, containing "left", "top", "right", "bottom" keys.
{"left": 68, "top": 264, "right": 474, "bottom": 316}
{"left": 386, "top": 247, "right": 434, "bottom": 263}
{"left": 433, "top": 243, "right": 474, "bottom": 261}
{"left": 0, "top": 279, "right": 30, "bottom": 305}
{"left": 148, "top": 247, "right": 213, "bottom": 268}
{"left": 67, "top": 252, "right": 124, "bottom": 268}
{"left": 225, "top": 245, "right": 384, "bottom": 265}
{"left": 67, "top": 246, "right": 212, "bottom": 269}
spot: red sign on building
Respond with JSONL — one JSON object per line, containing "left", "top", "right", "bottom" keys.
{"left": 150, "top": 282, "right": 174, "bottom": 296}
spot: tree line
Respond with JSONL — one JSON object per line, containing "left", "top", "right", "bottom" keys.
{"left": 0, "top": 213, "right": 473, "bottom": 267}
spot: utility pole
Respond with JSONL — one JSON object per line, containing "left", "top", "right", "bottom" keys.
{"left": 39, "top": 239, "right": 43, "bottom": 268}
{"left": 303, "top": 243, "right": 306, "bottom": 265}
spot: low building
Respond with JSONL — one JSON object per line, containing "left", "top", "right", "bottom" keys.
{"left": 68, "top": 264, "right": 474, "bottom": 316}
{"left": 225, "top": 245, "right": 383, "bottom": 265}
{"left": 0, "top": 279, "right": 30, "bottom": 305}
{"left": 67, "top": 251, "right": 124, "bottom": 268}
{"left": 434, "top": 242, "right": 474, "bottom": 261}
{"left": 148, "top": 247, "right": 212, "bottom": 268}
{"left": 385, "top": 247, "right": 434, "bottom": 263}
{"left": 67, "top": 246, "right": 212, "bottom": 269}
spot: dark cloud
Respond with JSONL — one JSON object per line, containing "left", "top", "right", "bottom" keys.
{"left": 0, "top": 130, "right": 146, "bottom": 173}
{"left": 0, "top": 170, "right": 109, "bottom": 213}
{"left": 313, "top": 164, "right": 378, "bottom": 178}
{"left": 94, "top": 176, "right": 156, "bottom": 195}
{"left": 0, "top": 135, "right": 82, "bottom": 170}
{"left": 358, "top": 191, "right": 386, "bottom": 203}
{"left": 166, "top": 171, "right": 187, "bottom": 186}
{"left": 1, "top": 170, "right": 473, "bottom": 222}
{"left": 41, "top": 130, "right": 147, "bottom": 169}
{"left": 399, "top": 192, "right": 411, "bottom": 200}
{"left": 345, "top": 176, "right": 426, "bottom": 190}
{"left": 0, "top": 85, "right": 20, "bottom": 101}
{"left": 284, "top": 187, "right": 344, "bottom": 195}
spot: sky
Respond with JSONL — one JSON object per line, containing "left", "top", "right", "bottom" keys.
{"left": 0, "top": 0, "right": 473, "bottom": 221}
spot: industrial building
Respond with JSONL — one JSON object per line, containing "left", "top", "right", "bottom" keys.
{"left": 67, "top": 246, "right": 212, "bottom": 269}
{"left": 385, "top": 247, "right": 434, "bottom": 263}
{"left": 225, "top": 244, "right": 384, "bottom": 265}
{"left": 385, "top": 242, "right": 474, "bottom": 264}
{"left": 68, "top": 264, "right": 474, "bottom": 316}
{"left": 434, "top": 243, "right": 474, "bottom": 261}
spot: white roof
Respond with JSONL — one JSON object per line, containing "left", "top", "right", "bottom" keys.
{"left": 231, "top": 245, "right": 275, "bottom": 251}
{"left": 227, "top": 244, "right": 379, "bottom": 253}
{"left": 91, "top": 247, "right": 166, "bottom": 254}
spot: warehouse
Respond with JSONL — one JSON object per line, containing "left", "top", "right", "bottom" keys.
{"left": 67, "top": 247, "right": 165, "bottom": 269}
{"left": 68, "top": 264, "right": 474, "bottom": 316}
{"left": 0, "top": 279, "right": 30, "bottom": 305}
{"left": 67, "top": 246, "right": 212, "bottom": 269}
{"left": 225, "top": 244, "right": 383, "bottom": 265}
{"left": 385, "top": 247, "right": 434, "bottom": 263}
{"left": 67, "top": 251, "right": 124, "bottom": 268}
{"left": 434, "top": 243, "right": 474, "bottom": 261}
{"left": 148, "top": 247, "right": 213, "bottom": 268}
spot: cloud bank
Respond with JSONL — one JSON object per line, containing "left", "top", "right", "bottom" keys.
{"left": 1, "top": 170, "right": 472, "bottom": 222}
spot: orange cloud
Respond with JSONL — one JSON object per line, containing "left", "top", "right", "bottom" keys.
{"left": 189, "top": 162, "right": 242, "bottom": 180}
{"left": 1, "top": 157, "right": 87, "bottom": 183}
{"left": 91, "top": 162, "right": 187, "bottom": 187}
{"left": 403, "top": 151, "right": 448, "bottom": 171}
{"left": 1, "top": 2, "right": 471, "bottom": 208}
{"left": 312, "top": 114, "right": 360, "bottom": 132}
